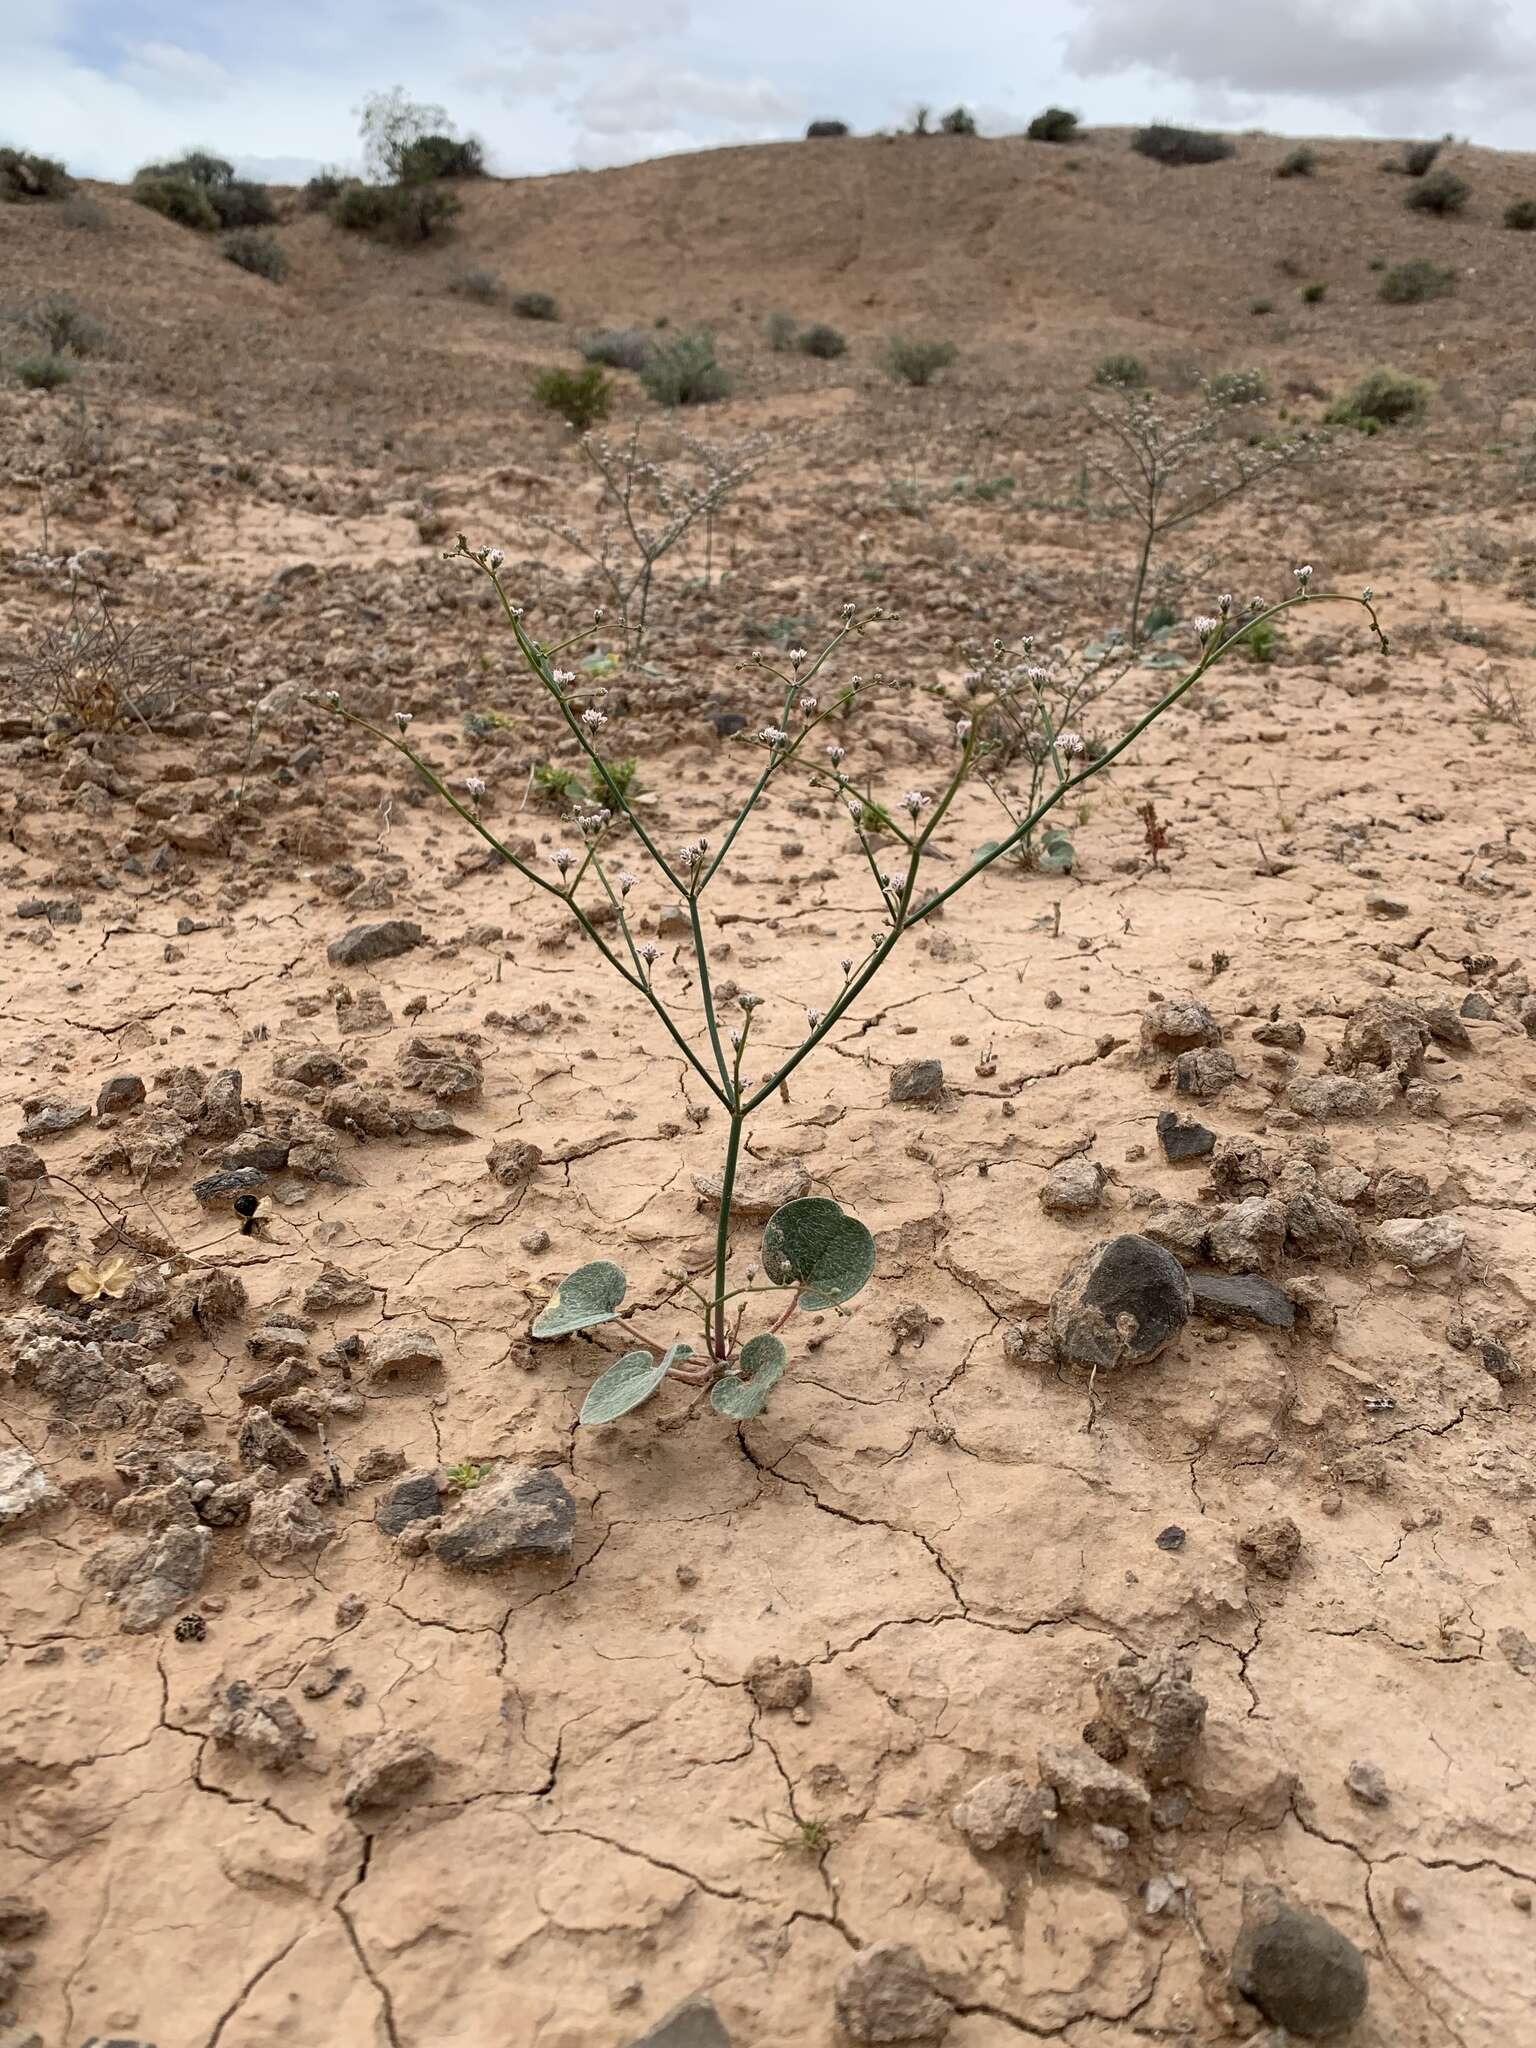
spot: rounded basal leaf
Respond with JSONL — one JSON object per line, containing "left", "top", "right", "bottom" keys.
{"left": 761, "top": 1197, "right": 876, "bottom": 1311}
{"left": 531, "top": 1259, "right": 626, "bottom": 1338}
{"left": 1039, "top": 829, "right": 1075, "bottom": 874}
{"left": 709, "top": 1333, "right": 786, "bottom": 1420}
{"left": 580, "top": 1341, "right": 692, "bottom": 1425}
{"left": 971, "top": 839, "right": 1004, "bottom": 864}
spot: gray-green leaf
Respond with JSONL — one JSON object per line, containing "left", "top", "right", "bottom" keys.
{"left": 580, "top": 1346, "right": 675, "bottom": 1424}
{"left": 761, "top": 1197, "right": 876, "bottom": 1312}
{"left": 709, "top": 1333, "right": 786, "bottom": 1420}
{"left": 531, "top": 1259, "right": 627, "bottom": 1338}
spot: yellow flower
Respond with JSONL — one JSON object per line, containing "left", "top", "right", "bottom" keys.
{"left": 66, "top": 1253, "right": 133, "bottom": 1303}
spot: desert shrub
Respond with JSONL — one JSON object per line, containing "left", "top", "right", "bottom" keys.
{"left": 582, "top": 328, "right": 652, "bottom": 371}
{"left": 1275, "top": 145, "right": 1316, "bottom": 178}
{"left": 1144, "top": 603, "right": 1178, "bottom": 634}
{"left": 796, "top": 321, "right": 847, "bottom": 359}
{"left": 303, "top": 168, "right": 345, "bottom": 211}
{"left": 1405, "top": 169, "right": 1469, "bottom": 215}
{"left": 450, "top": 266, "right": 501, "bottom": 301}
{"left": 208, "top": 179, "right": 276, "bottom": 229}
{"left": 1132, "top": 124, "right": 1234, "bottom": 167}
{"left": 399, "top": 133, "right": 485, "bottom": 181}
{"left": 330, "top": 180, "right": 459, "bottom": 243}
{"left": 1504, "top": 199, "right": 1536, "bottom": 231}
{"left": 1400, "top": 139, "right": 1443, "bottom": 176}
{"left": 806, "top": 120, "right": 850, "bottom": 138}
{"left": 882, "top": 335, "right": 956, "bottom": 386}
{"left": 511, "top": 290, "right": 559, "bottom": 320}
{"left": 1326, "top": 367, "right": 1430, "bottom": 430}
{"left": 1234, "top": 615, "right": 1280, "bottom": 662}
{"left": 1209, "top": 367, "right": 1268, "bottom": 406}
{"left": 1378, "top": 258, "right": 1456, "bottom": 303}
{"left": 16, "top": 294, "right": 106, "bottom": 356}
{"left": 58, "top": 195, "right": 107, "bottom": 230}
{"left": 1027, "top": 106, "right": 1078, "bottom": 143}
{"left": 0, "top": 147, "right": 73, "bottom": 201}
{"left": 359, "top": 88, "right": 478, "bottom": 183}
{"left": 1092, "top": 352, "right": 1146, "bottom": 390}
{"left": 534, "top": 363, "right": 612, "bottom": 431}
{"left": 1250, "top": 298, "right": 1274, "bottom": 315}
{"left": 939, "top": 106, "right": 977, "bottom": 135}
{"left": 15, "top": 353, "right": 75, "bottom": 391}
{"left": 1302, "top": 280, "right": 1327, "bottom": 303}
{"left": 223, "top": 229, "right": 288, "bottom": 282}
{"left": 131, "top": 175, "right": 219, "bottom": 231}
{"left": 765, "top": 311, "right": 796, "bottom": 352}
{"left": 641, "top": 329, "right": 732, "bottom": 406}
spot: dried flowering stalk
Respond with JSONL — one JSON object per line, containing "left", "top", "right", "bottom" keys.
{"left": 330, "top": 548, "right": 1385, "bottom": 1429}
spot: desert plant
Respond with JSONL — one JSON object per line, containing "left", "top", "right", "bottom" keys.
{"left": 1092, "top": 352, "right": 1146, "bottom": 390}
{"left": 1398, "top": 139, "right": 1443, "bottom": 176}
{"left": 358, "top": 87, "right": 471, "bottom": 183}
{"left": 511, "top": 290, "right": 559, "bottom": 320}
{"left": 796, "top": 322, "right": 847, "bottom": 359}
{"left": 330, "top": 179, "right": 459, "bottom": 243}
{"left": 939, "top": 106, "right": 978, "bottom": 136}
{"left": 1027, "top": 107, "right": 1078, "bottom": 143}
{"left": 1233, "top": 615, "right": 1280, "bottom": 662}
{"left": 641, "top": 329, "right": 732, "bottom": 407}
{"left": 765, "top": 312, "right": 797, "bottom": 352}
{"left": 1504, "top": 199, "right": 1536, "bottom": 231}
{"left": 1325, "top": 368, "right": 1430, "bottom": 430}
{"left": 14, "top": 353, "right": 75, "bottom": 391}
{"left": 1405, "top": 169, "right": 1469, "bottom": 215}
{"left": 1378, "top": 258, "right": 1456, "bottom": 303}
{"left": 1302, "top": 281, "right": 1327, "bottom": 303}
{"left": 1275, "top": 145, "right": 1316, "bottom": 178}
{"left": 883, "top": 336, "right": 956, "bottom": 386}
{"left": 17, "top": 572, "right": 171, "bottom": 728}
{"left": 131, "top": 175, "right": 219, "bottom": 232}
{"left": 1250, "top": 297, "right": 1274, "bottom": 315}
{"left": 1208, "top": 367, "right": 1268, "bottom": 406}
{"left": 1, "top": 147, "right": 73, "bottom": 201}
{"left": 806, "top": 120, "right": 850, "bottom": 139}
{"left": 223, "top": 229, "right": 288, "bottom": 282}
{"left": 1132, "top": 124, "right": 1234, "bottom": 167}
{"left": 303, "top": 168, "right": 346, "bottom": 211}
{"left": 209, "top": 180, "right": 275, "bottom": 229}
{"left": 330, "top": 558, "right": 1384, "bottom": 1429}
{"left": 13, "top": 294, "right": 106, "bottom": 357}
{"left": 58, "top": 195, "right": 107, "bottom": 231}
{"left": 582, "top": 328, "right": 653, "bottom": 370}
{"left": 450, "top": 266, "right": 501, "bottom": 302}
{"left": 533, "top": 363, "right": 612, "bottom": 431}
{"left": 399, "top": 133, "right": 484, "bottom": 181}
{"left": 138, "top": 148, "right": 233, "bottom": 187}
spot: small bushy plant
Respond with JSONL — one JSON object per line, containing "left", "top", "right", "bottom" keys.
{"left": 15, "top": 353, "right": 75, "bottom": 391}
{"left": 1325, "top": 367, "right": 1430, "bottom": 430}
{"left": 16, "top": 294, "right": 105, "bottom": 357}
{"left": 223, "top": 229, "right": 288, "bottom": 282}
{"left": 1405, "top": 169, "right": 1468, "bottom": 215}
{"left": 806, "top": 120, "right": 850, "bottom": 138}
{"left": 883, "top": 335, "right": 956, "bottom": 386}
{"left": 1027, "top": 107, "right": 1078, "bottom": 143}
{"left": 939, "top": 106, "right": 977, "bottom": 136}
{"left": 641, "top": 329, "right": 732, "bottom": 407}
{"left": 765, "top": 311, "right": 797, "bottom": 352}
{"left": 1132, "top": 124, "right": 1234, "bottom": 167}
{"left": 1378, "top": 258, "right": 1456, "bottom": 303}
{"left": 330, "top": 180, "right": 459, "bottom": 243}
{"left": 583, "top": 328, "right": 653, "bottom": 371}
{"left": 511, "top": 290, "right": 559, "bottom": 320}
{"left": 533, "top": 363, "right": 612, "bottom": 431}
{"left": 399, "top": 133, "right": 484, "bottom": 181}
{"left": 1234, "top": 615, "right": 1280, "bottom": 662}
{"left": 1275, "top": 145, "right": 1316, "bottom": 178}
{"left": 1302, "top": 280, "right": 1327, "bottom": 303}
{"left": 1208, "top": 367, "right": 1268, "bottom": 406}
{"left": 132, "top": 153, "right": 272, "bottom": 231}
{"left": 1503, "top": 199, "right": 1536, "bottom": 231}
{"left": 450, "top": 266, "right": 501, "bottom": 302}
{"left": 303, "top": 169, "right": 345, "bottom": 211}
{"left": 132, "top": 175, "right": 219, "bottom": 231}
{"left": 1399, "top": 139, "right": 1443, "bottom": 177}
{"left": 0, "top": 147, "right": 73, "bottom": 201}
{"left": 1092, "top": 352, "right": 1146, "bottom": 390}
{"left": 796, "top": 321, "right": 847, "bottom": 359}
{"left": 1250, "top": 297, "right": 1274, "bottom": 315}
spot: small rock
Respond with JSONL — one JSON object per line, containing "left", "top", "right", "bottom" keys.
{"left": 245, "top": 1481, "right": 332, "bottom": 1563}
{"left": 623, "top": 1992, "right": 733, "bottom": 2048}
{"left": 1365, "top": 894, "right": 1409, "bottom": 919}
{"left": 744, "top": 1654, "right": 812, "bottom": 1711}
{"left": 1039, "top": 1156, "right": 1107, "bottom": 1213}
{"left": 303, "top": 1265, "right": 376, "bottom": 1313}
{"left": 0, "top": 1444, "right": 64, "bottom": 1530}
{"left": 1286, "top": 1075, "right": 1377, "bottom": 1121}
{"left": 1189, "top": 1272, "right": 1296, "bottom": 1330}
{"left": 1155, "top": 1525, "right": 1186, "bottom": 1551}
{"left": 342, "top": 1729, "right": 437, "bottom": 1812}
{"left": 1252, "top": 1019, "right": 1306, "bottom": 1050}
{"left": 396, "top": 1033, "right": 482, "bottom": 1102}
{"left": 950, "top": 1772, "right": 1057, "bottom": 1853}
{"left": 487, "top": 1138, "right": 544, "bottom": 1187}
{"left": 96, "top": 1074, "right": 147, "bottom": 1116}
{"left": 1141, "top": 999, "right": 1220, "bottom": 1054}
{"left": 834, "top": 1941, "right": 951, "bottom": 2044}
{"left": 1237, "top": 1516, "right": 1302, "bottom": 1580}
{"left": 889, "top": 1059, "right": 944, "bottom": 1104}
{"left": 428, "top": 1464, "right": 575, "bottom": 1568}
{"left": 377, "top": 1471, "right": 442, "bottom": 1536}
{"left": 1374, "top": 1216, "right": 1465, "bottom": 1271}
{"left": 1230, "top": 1891, "right": 1369, "bottom": 2038}
{"left": 1207, "top": 1196, "right": 1286, "bottom": 1273}
{"left": 1174, "top": 1048, "right": 1237, "bottom": 1099}
{"left": 693, "top": 1157, "right": 810, "bottom": 1218}
{"left": 1460, "top": 992, "right": 1497, "bottom": 1021}
{"left": 192, "top": 1166, "right": 266, "bottom": 1208}
{"left": 211, "top": 1680, "right": 314, "bottom": 1772}
{"left": 326, "top": 920, "right": 425, "bottom": 967}
{"left": 17, "top": 1101, "right": 91, "bottom": 1141}
{"left": 1156, "top": 1111, "right": 1215, "bottom": 1162}
{"left": 84, "top": 1522, "right": 210, "bottom": 1633}
{"left": 367, "top": 1325, "right": 444, "bottom": 1386}
{"left": 1049, "top": 1235, "right": 1193, "bottom": 1373}
{"left": 1496, "top": 1626, "right": 1536, "bottom": 1677}
{"left": 1392, "top": 1886, "right": 1423, "bottom": 1922}
{"left": 237, "top": 1406, "right": 308, "bottom": 1471}
{"left": 1037, "top": 1741, "right": 1151, "bottom": 1830}
{"left": 1085, "top": 1652, "right": 1207, "bottom": 1785}
{"left": 1345, "top": 1759, "right": 1389, "bottom": 1807}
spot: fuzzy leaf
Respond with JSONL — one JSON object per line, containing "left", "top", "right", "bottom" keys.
{"left": 1039, "top": 830, "right": 1075, "bottom": 874}
{"left": 971, "top": 839, "right": 1004, "bottom": 864}
{"left": 531, "top": 1259, "right": 626, "bottom": 1338}
{"left": 710, "top": 1333, "right": 787, "bottom": 1420}
{"left": 761, "top": 1197, "right": 876, "bottom": 1312}
{"left": 579, "top": 1342, "right": 690, "bottom": 1424}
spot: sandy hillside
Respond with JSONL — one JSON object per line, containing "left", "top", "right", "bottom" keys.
{"left": 1, "top": 125, "right": 1535, "bottom": 2048}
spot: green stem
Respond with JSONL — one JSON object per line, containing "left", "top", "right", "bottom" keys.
{"left": 712, "top": 1116, "right": 744, "bottom": 1359}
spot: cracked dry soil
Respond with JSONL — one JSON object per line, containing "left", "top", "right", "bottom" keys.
{"left": 4, "top": 138, "right": 1536, "bottom": 2048}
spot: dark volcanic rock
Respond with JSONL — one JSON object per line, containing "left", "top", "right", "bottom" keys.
{"left": 1230, "top": 1892, "right": 1369, "bottom": 2037}
{"left": 1188, "top": 1271, "right": 1296, "bottom": 1330}
{"left": 428, "top": 1465, "right": 576, "bottom": 1568}
{"left": 326, "top": 919, "right": 425, "bottom": 967}
{"left": 1156, "top": 1111, "right": 1216, "bottom": 1162}
{"left": 1049, "top": 1235, "right": 1193, "bottom": 1372}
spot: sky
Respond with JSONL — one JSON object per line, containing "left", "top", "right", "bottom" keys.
{"left": 7, "top": 0, "right": 1534, "bottom": 185}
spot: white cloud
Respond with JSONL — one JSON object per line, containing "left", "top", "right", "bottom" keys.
{"left": 530, "top": 0, "right": 690, "bottom": 57}
{"left": 119, "top": 40, "right": 235, "bottom": 100}
{"left": 573, "top": 60, "right": 799, "bottom": 141}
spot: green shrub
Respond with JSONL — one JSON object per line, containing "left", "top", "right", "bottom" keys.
{"left": 641, "top": 329, "right": 732, "bottom": 406}
{"left": 534, "top": 363, "right": 612, "bottom": 430}
{"left": 511, "top": 290, "right": 559, "bottom": 320}
{"left": 1302, "top": 280, "right": 1327, "bottom": 303}
{"left": 223, "top": 229, "right": 288, "bottom": 282}
{"left": 796, "top": 321, "right": 847, "bottom": 359}
{"left": 1325, "top": 367, "right": 1430, "bottom": 430}
{"left": 1027, "top": 107, "right": 1078, "bottom": 143}
{"left": 1504, "top": 199, "right": 1536, "bottom": 231}
{"left": 17, "top": 294, "right": 105, "bottom": 356}
{"left": 1091, "top": 352, "right": 1146, "bottom": 390}
{"left": 15, "top": 353, "right": 75, "bottom": 391}
{"left": 1143, "top": 603, "right": 1178, "bottom": 634}
{"left": 806, "top": 120, "right": 850, "bottom": 138}
{"left": 137, "top": 149, "right": 232, "bottom": 186}
{"left": 208, "top": 180, "right": 275, "bottom": 229}
{"left": 1234, "top": 616, "right": 1280, "bottom": 663}
{"left": 582, "top": 328, "right": 652, "bottom": 371}
{"left": 0, "top": 147, "right": 73, "bottom": 202}
{"left": 1209, "top": 367, "right": 1268, "bottom": 406}
{"left": 450, "top": 266, "right": 501, "bottom": 301}
{"left": 1132, "top": 124, "right": 1234, "bottom": 167}
{"left": 133, "top": 153, "right": 271, "bottom": 228}
{"left": 765, "top": 311, "right": 796, "bottom": 352}
{"left": 1405, "top": 169, "right": 1469, "bottom": 215}
{"left": 939, "top": 106, "right": 977, "bottom": 135}
{"left": 399, "top": 133, "right": 484, "bottom": 181}
{"left": 882, "top": 335, "right": 956, "bottom": 386}
{"left": 132, "top": 175, "right": 219, "bottom": 231}
{"left": 1378, "top": 258, "right": 1456, "bottom": 303}
{"left": 303, "top": 169, "right": 345, "bottom": 211}
{"left": 1275, "top": 145, "right": 1316, "bottom": 179}
{"left": 330, "top": 180, "right": 459, "bottom": 243}
{"left": 1400, "top": 139, "right": 1443, "bottom": 177}
{"left": 1250, "top": 297, "right": 1274, "bottom": 315}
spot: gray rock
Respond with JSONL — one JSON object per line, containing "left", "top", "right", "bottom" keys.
{"left": 744, "top": 1654, "right": 811, "bottom": 1711}
{"left": 378, "top": 1471, "right": 443, "bottom": 1536}
{"left": 428, "top": 1465, "right": 575, "bottom": 1568}
{"left": 85, "top": 1522, "right": 210, "bottom": 1633}
{"left": 1040, "top": 1156, "right": 1107, "bottom": 1213}
{"left": 1037, "top": 1741, "right": 1152, "bottom": 1830}
{"left": 0, "top": 1444, "right": 64, "bottom": 1529}
{"left": 1375, "top": 1216, "right": 1465, "bottom": 1270}
{"left": 1174, "top": 1048, "right": 1237, "bottom": 1099}
{"left": 889, "top": 1059, "right": 944, "bottom": 1104}
{"left": 192, "top": 1165, "right": 266, "bottom": 1207}
{"left": 221, "top": 1130, "right": 291, "bottom": 1172}
{"left": 96, "top": 1073, "right": 147, "bottom": 1116}
{"left": 693, "top": 1157, "right": 809, "bottom": 1218}
{"left": 17, "top": 1101, "right": 91, "bottom": 1141}
{"left": 951, "top": 1772, "right": 1057, "bottom": 1854}
{"left": 834, "top": 1941, "right": 951, "bottom": 2044}
{"left": 1230, "top": 1892, "right": 1369, "bottom": 2037}
{"left": 1460, "top": 992, "right": 1497, "bottom": 1021}
{"left": 245, "top": 1481, "right": 332, "bottom": 1563}
{"left": 624, "top": 1993, "right": 732, "bottom": 2048}
{"left": 1085, "top": 1651, "right": 1207, "bottom": 1786}
{"left": 238, "top": 1406, "right": 308, "bottom": 1471}
{"left": 326, "top": 920, "right": 425, "bottom": 967}
{"left": 342, "top": 1729, "right": 437, "bottom": 1812}
{"left": 1049, "top": 1235, "right": 1193, "bottom": 1372}
{"left": 211, "top": 1680, "right": 314, "bottom": 1772}
{"left": 17, "top": 895, "right": 81, "bottom": 924}
{"left": 1141, "top": 998, "right": 1220, "bottom": 1055}
{"left": 1156, "top": 1111, "right": 1215, "bottom": 1162}
{"left": 1189, "top": 1272, "right": 1296, "bottom": 1330}
{"left": 367, "top": 1325, "right": 444, "bottom": 1385}
{"left": 1345, "top": 1759, "right": 1389, "bottom": 1807}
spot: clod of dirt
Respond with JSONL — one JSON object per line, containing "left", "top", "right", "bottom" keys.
{"left": 245, "top": 1481, "right": 333, "bottom": 1562}
{"left": 1345, "top": 1759, "right": 1389, "bottom": 1806}
{"left": 84, "top": 1522, "right": 210, "bottom": 1633}
{"left": 1230, "top": 1890, "right": 1369, "bottom": 2038}
{"left": 1040, "top": 1156, "right": 1107, "bottom": 1213}
{"left": 693, "top": 1157, "right": 810, "bottom": 1218}
{"left": 342, "top": 1730, "right": 437, "bottom": 1813}
{"left": 198, "top": 1068, "right": 246, "bottom": 1139}
{"left": 1049, "top": 1235, "right": 1193, "bottom": 1372}
{"left": 192, "top": 1166, "right": 266, "bottom": 1209}
{"left": 1156, "top": 1111, "right": 1215, "bottom": 1162}
{"left": 950, "top": 1772, "right": 1058, "bottom": 1854}
{"left": 95, "top": 1074, "right": 147, "bottom": 1116}
{"left": 0, "top": 1896, "right": 48, "bottom": 1941}
{"left": 1189, "top": 1272, "right": 1296, "bottom": 1330}
{"left": 0, "top": 1443, "right": 63, "bottom": 1530}
{"left": 326, "top": 919, "right": 425, "bottom": 966}
{"left": 210, "top": 1680, "right": 315, "bottom": 1772}
{"left": 427, "top": 1464, "right": 575, "bottom": 1568}
{"left": 1237, "top": 1516, "right": 1302, "bottom": 1580}
{"left": 1141, "top": 998, "right": 1220, "bottom": 1055}
{"left": 237, "top": 1406, "right": 308, "bottom": 1471}
{"left": 396, "top": 1034, "right": 483, "bottom": 1102}
{"left": 624, "top": 1991, "right": 732, "bottom": 2047}
{"left": 1253, "top": 1019, "right": 1306, "bottom": 1050}
{"left": 275, "top": 1049, "right": 348, "bottom": 1089}
{"left": 889, "top": 1059, "right": 944, "bottom": 1104}
{"left": 1497, "top": 1627, "right": 1536, "bottom": 1676}
{"left": 1084, "top": 1652, "right": 1207, "bottom": 1785}
{"left": 1037, "top": 1741, "right": 1152, "bottom": 1830}
{"left": 377, "top": 1471, "right": 443, "bottom": 1534}
{"left": 1338, "top": 996, "right": 1431, "bottom": 1083}
{"left": 18, "top": 1101, "right": 91, "bottom": 1141}
{"left": 1285, "top": 1075, "right": 1380, "bottom": 1121}
{"left": 366, "top": 1325, "right": 444, "bottom": 1386}
{"left": 1374, "top": 1216, "right": 1465, "bottom": 1270}
{"left": 245, "top": 1325, "right": 310, "bottom": 1366}
{"left": 1278, "top": 1165, "right": 1361, "bottom": 1263}
{"left": 303, "top": 1265, "right": 376, "bottom": 1312}
{"left": 834, "top": 1941, "right": 951, "bottom": 2044}
{"left": 1174, "top": 1048, "right": 1237, "bottom": 1099}
{"left": 487, "top": 1138, "right": 544, "bottom": 1188}
{"left": 1207, "top": 1196, "right": 1286, "bottom": 1273}
{"left": 321, "top": 1081, "right": 408, "bottom": 1138}
{"left": 744, "top": 1654, "right": 812, "bottom": 1712}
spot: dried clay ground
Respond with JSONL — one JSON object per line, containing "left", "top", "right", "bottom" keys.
{"left": 2, "top": 129, "right": 1535, "bottom": 2048}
